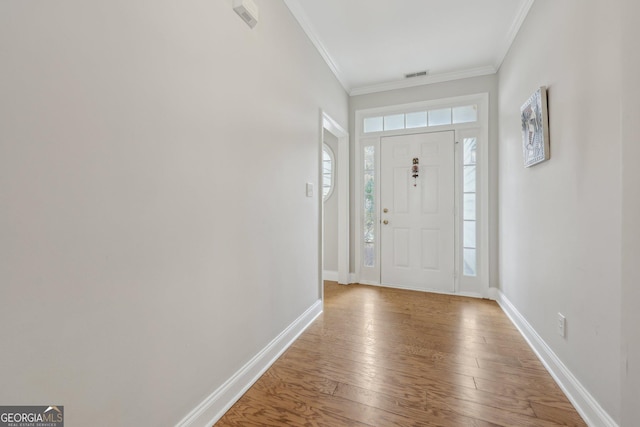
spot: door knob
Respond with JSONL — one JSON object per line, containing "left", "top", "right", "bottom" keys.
{"left": 383, "top": 220, "right": 389, "bottom": 225}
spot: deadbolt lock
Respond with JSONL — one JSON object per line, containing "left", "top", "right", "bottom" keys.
{"left": 383, "top": 208, "right": 389, "bottom": 213}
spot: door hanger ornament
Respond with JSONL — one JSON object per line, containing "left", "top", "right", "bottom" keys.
{"left": 412, "top": 158, "right": 419, "bottom": 187}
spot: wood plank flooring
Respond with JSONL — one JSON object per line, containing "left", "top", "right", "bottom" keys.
{"left": 215, "top": 282, "right": 586, "bottom": 426}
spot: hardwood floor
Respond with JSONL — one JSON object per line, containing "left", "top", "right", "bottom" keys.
{"left": 215, "top": 282, "right": 586, "bottom": 426}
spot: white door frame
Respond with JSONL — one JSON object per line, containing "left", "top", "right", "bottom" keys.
{"left": 319, "top": 112, "right": 349, "bottom": 294}
{"left": 354, "top": 94, "right": 490, "bottom": 298}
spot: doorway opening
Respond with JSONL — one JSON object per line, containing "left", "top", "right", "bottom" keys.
{"left": 319, "top": 112, "right": 349, "bottom": 300}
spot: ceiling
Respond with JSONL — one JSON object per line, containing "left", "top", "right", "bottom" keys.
{"left": 283, "top": 0, "right": 534, "bottom": 95}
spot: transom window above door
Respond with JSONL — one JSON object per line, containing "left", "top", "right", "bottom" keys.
{"left": 363, "top": 104, "right": 478, "bottom": 133}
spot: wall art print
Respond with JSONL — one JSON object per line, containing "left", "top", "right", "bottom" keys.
{"left": 521, "top": 86, "right": 550, "bottom": 167}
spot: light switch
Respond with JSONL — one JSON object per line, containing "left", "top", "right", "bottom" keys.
{"left": 306, "top": 183, "right": 314, "bottom": 197}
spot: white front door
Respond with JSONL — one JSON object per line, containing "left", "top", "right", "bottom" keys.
{"left": 380, "top": 131, "right": 455, "bottom": 292}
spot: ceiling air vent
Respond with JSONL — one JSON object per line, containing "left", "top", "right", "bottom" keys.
{"left": 405, "top": 71, "right": 428, "bottom": 79}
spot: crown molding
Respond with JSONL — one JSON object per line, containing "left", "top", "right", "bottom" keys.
{"left": 494, "top": 0, "right": 535, "bottom": 70}
{"left": 284, "top": 0, "right": 534, "bottom": 96}
{"left": 349, "top": 66, "right": 497, "bottom": 97}
{"left": 283, "top": 0, "right": 351, "bottom": 92}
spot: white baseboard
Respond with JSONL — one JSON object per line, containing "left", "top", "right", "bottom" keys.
{"left": 355, "top": 279, "right": 379, "bottom": 286}
{"left": 351, "top": 280, "right": 485, "bottom": 299}
{"left": 175, "top": 300, "right": 323, "bottom": 427}
{"left": 323, "top": 271, "right": 358, "bottom": 285}
{"left": 456, "top": 290, "right": 484, "bottom": 299}
{"left": 496, "top": 291, "right": 618, "bottom": 427}
{"left": 322, "top": 270, "right": 338, "bottom": 281}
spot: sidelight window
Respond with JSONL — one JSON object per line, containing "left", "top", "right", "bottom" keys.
{"left": 462, "top": 138, "right": 477, "bottom": 276}
{"left": 363, "top": 145, "right": 376, "bottom": 267}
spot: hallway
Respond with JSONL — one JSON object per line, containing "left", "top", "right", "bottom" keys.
{"left": 216, "top": 282, "right": 585, "bottom": 426}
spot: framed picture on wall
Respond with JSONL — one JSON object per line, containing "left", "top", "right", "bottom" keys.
{"left": 521, "top": 86, "right": 550, "bottom": 167}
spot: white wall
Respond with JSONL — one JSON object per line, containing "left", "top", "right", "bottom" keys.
{"left": 498, "top": 0, "right": 621, "bottom": 422}
{"left": 323, "top": 132, "right": 339, "bottom": 274}
{"left": 621, "top": 0, "right": 640, "bottom": 424}
{"left": 349, "top": 75, "right": 500, "bottom": 287}
{"left": 0, "top": 1, "right": 348, "bottom": 425}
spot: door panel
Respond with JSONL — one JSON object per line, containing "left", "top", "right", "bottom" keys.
{"left": 421, "top": 166, "right": 439, "bottom": 213}
{"left": 393, "top": 228, "right": 410, "bottom": 267}
{"left": 380, "top": 131, "right": 455, "bottom": 292}
{"left": 421, "top": 229, "right": 440, "bottom": 270}
{"left": 393, "top": 167, "right": 409, "bottom": 213}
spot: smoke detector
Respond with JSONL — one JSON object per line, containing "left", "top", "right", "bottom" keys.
{"left": 233, "top": 0, "right": 259, "bottom": 29}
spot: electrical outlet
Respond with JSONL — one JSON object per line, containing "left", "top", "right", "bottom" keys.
{"left": 558, "top": 313, "right": 566, "bottom": 338}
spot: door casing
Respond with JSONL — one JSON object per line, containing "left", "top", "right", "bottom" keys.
{"left": 354, "top": 93, "right": 490, "bottom": 298}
